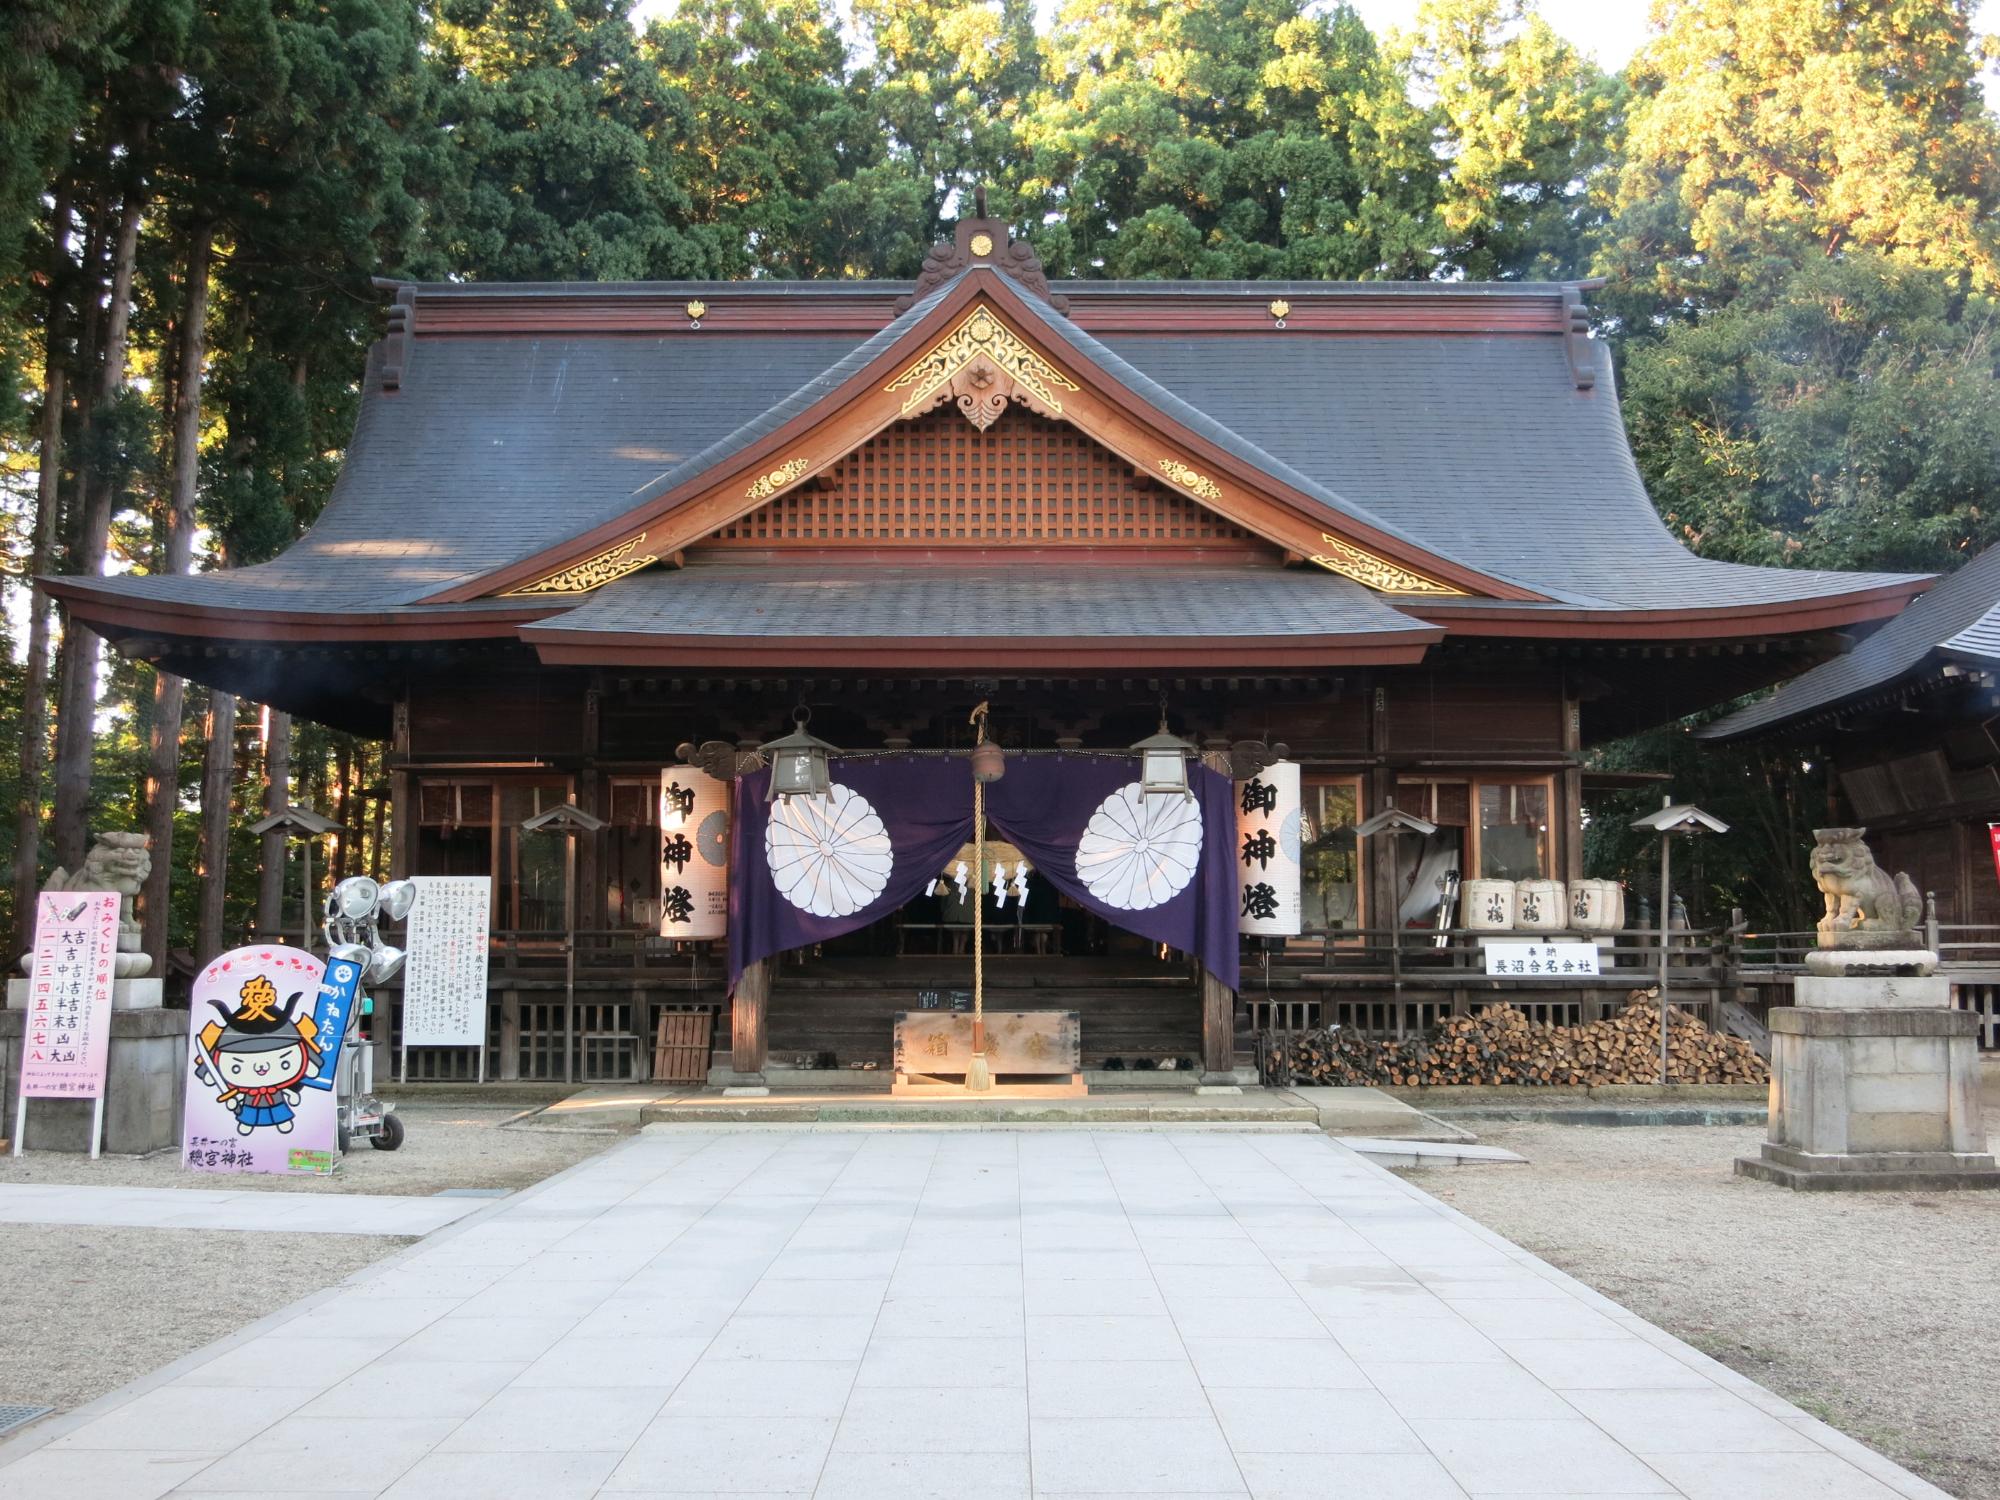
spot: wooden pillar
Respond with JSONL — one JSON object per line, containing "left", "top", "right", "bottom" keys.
{"left": 388, "top": 769, "right": 413, "bottom": 879}
{"left": 1200, "top": 966, "right": 1236, "bottom": 1081}
{"left": 730, "top": 958, "right": 770, "bottom": 1079}
{"left": 1365, "top": 680, "right": 1397, "bottom": 929}
{"left": 1561, "top": 693, "right": 1584, "bottom": 886}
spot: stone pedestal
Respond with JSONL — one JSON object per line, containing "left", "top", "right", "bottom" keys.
{"left": 0, "top": 1000, "right": 186, "bottom": 1154}
{"left": 1737, "top": 967, "right": 1999, "bottom": 1191}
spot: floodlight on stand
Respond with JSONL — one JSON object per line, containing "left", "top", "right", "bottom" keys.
{"left": 366, "top": 946, "right": 406, "bottom": 985}
{"left": 1131, "top": 715, "right": 1195, "bottom": 801}
{"left": 333, "top": 876, "right": 381, "bottom": 922}
{"left": 377, "top": 880, "right": 418, "bottom": 923}
{"left": 762, "top": 706, "right": 838, "bottom": 802}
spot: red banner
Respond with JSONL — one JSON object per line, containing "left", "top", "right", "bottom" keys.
{"left": 1989, "top": 823, "right": 2000, "bottom": 890}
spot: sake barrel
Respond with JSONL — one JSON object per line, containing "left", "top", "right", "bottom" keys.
{"left": 1570, "top": 877, "right": 1625, "bottom": 933}
{"left": 1462, "top": 879, "right": 1516, "bottom": 930}
{"left": 1514, "top": 878, "right": 1567, "bottom": 931}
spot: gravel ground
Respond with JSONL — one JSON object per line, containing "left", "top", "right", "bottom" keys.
{"left": 0, "top": 1101, "right": 618, "bottom": 1196}
{"left": 1404, "top": 1113, "right": 2000, "bottom": 1500}
{"left": 0, "top": 1225, "right": 404, "bottom": 1412}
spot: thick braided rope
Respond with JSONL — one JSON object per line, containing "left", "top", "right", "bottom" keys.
{"left": 972, "top": 775, "right": 985, "bottom": 1028}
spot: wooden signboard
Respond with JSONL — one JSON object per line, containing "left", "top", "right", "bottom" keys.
{"left": 892, "top": 1009, "right": 1083, "bottom": 1095}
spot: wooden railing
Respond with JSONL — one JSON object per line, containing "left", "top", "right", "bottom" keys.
{"left": 1262, "top": 925, "right": 1734, "bottom": 987}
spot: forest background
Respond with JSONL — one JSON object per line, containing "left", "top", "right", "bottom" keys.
{"left": 3, "top": 0, "right": 1999, "bottom": 964}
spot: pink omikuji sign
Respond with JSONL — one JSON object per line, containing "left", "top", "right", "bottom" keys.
{"left": 20, "top": 891, "right": 119, "bottom": 1100}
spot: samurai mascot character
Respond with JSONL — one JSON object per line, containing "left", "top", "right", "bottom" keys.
{"left": 195, "top": 975, "right": 323, "bottom": 1136}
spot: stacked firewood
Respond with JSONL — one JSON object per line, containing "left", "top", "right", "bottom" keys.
{"left": 1271, "top": 993, "right": 1766, "bottom": 1088}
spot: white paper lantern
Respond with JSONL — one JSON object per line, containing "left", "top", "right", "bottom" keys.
{"left": 660, "top": 768, "right": 730, "bottom": 939}
{"left": 1236, "top": 760, "right": 1301, "bottom": 936}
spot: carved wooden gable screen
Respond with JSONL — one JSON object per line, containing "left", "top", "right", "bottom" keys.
{"left": 700, "top": 405, "right": 1264, "bottom": 551}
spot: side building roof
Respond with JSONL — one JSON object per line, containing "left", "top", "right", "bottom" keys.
{"left": 1701, "top": 544, "right": 2000, "bottom": 741}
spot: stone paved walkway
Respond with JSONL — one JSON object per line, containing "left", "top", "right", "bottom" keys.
{"left": 0, "top": 1126, "right": 1951, "bottom": 1499}
{"left": 0, "top": 1182, "right": 482, "bottom": 1237}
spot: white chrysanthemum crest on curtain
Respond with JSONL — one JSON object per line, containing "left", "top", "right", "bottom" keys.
{"left": 1075, "top": 782, "right": 1202, "bottom": 911}
{"left": 764, "top": 784, "right": 894, "bottom": 918}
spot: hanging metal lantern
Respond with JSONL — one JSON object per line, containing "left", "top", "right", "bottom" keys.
{"left": 1131, "top": 718, "right": 1195, "bottom": 801}
{"left": 969, "top": 741, "right": 1006, "bottom": 783}
{"left": 762, "top": 706, "right": 838, "bottom": 802}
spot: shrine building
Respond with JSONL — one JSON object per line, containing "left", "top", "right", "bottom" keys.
{"left": 48, "top": 215, "right": 1932, "bottom": 1087}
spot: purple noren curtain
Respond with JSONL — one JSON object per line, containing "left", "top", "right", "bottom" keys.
{"left": 728, "top": 753, "right": 1239, "bottom": 993}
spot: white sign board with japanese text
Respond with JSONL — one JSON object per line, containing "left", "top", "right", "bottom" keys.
{"left": 1482, "top": 941, "right": 1601, "bottom": 978}
{"left": 1236, "top": 760, "right": 1301, "bottom": 937}
{"left": 659, "top": 769, "right": 728, "bottom": 940}
{"left": 402, "top": 877, "right": 492, "bottom": 1046}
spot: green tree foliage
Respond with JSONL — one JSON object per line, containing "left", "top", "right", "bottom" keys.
{"left": 1390, "top": 0, "right": 1621, "bottom": 280}
{"left": 851, "top": 0, "right": 1041, "bottom": 245}
{"left": 1622, "top": 255, "right": 2000, "bottom": 573}
{"left": 1017, "top": 0, "right": 1439, "bottom": 279}
{"left": 648, "top": 0, "right": 926, "bottom": 276}
{"left": 428, "top": 0, "right": 719, "bottom": 281}
{"left": 1603, "top": 0, "right": 2000, "bottom": 317}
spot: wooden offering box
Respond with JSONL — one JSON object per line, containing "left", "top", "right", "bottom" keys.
{"left": 892, "top": 1010, "right": 1084, "bottom": 1095}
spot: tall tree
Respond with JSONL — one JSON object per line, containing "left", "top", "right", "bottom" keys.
{"left": 138, "top": 216, "right": 209, "bottom": 967}
{"left": 1602, "top": 0, "right": 2000, "bottom": 319}
{"left": 426, "top": 0, "right": 717, "bottom": 281}
{"left": 850, "top": 0, "right": 1042, "bottom": 244}
{"left": 1621, "top": 253, "right": 2000, "bottom": 574}
{"left": 1390, "top": 0, "right": 1621, "bottom": 281}
{"left": 51, "top": 146, "right": 150, "bottom": 872}
{"left": 647, "top": 0, "right": 925, "bottom": 277}
{"left": 1017, "top": 0, "right": 1438, "bottom": 279}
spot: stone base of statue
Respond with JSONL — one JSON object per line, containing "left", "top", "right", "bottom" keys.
{"left": 0, "top": 999, "right": 186, "bottom": 1154}
{"left": 1736, "top": 951, "right": 1999, "bottom": 1192}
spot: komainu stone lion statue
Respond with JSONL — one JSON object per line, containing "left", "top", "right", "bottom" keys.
{"left": 1809, "top": 827, "right": 1923, "bottom": 949}
{"left": 39, "top": 831, "right": 153, "bottom": 977}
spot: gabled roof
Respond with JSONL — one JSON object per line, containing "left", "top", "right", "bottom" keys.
{"left": 46, "top": 224, "right": 1929, "bottom": 669}
{"left": 1702, "top": 545, "right": 2000, "bottom": 741}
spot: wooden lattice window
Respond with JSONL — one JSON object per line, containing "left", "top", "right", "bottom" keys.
{"left": 701, "top": 405, "right": 1262, "bottom": 550}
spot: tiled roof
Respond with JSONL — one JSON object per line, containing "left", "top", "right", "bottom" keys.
{"left": 523, "top": 563, "right": 1437, "bottom": 641}
{"left": 1701, "top": 545, "right": 2000, "bottom": 739}
{"left": 54, "top": 265, "right": 1923, "bottom": 625}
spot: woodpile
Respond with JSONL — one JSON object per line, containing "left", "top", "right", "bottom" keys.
{"left": 1270, "top": 992, "right": 1766, "bottom": 1088}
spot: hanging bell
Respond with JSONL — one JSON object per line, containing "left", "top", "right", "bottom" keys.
{"left": 970, "top": 741, "right": 1006, "bottom": 784}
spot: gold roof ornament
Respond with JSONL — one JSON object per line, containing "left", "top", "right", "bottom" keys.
{"left": 1268, "top": 299, "right": 1291, "bottom": 321}
{"left": 744, "top": 458, "right": 812, "bottom": 501}
{"left": 969, "top": 233, "right": 994, "bottom": 256}
{"left": 685, "top": 299, "right": 708, "bottom": 321}
{"left": 1309, "top": 533, "right": 1465, "bottom": 595}
{"left": 884, "top": 305, "right": 1080, "bottom": 428}
{"left": 1157, "top": 459, "right": 1222, "bottom": 501}
{"left": 503, "top": 533, "right": 653, "bottom": 596}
